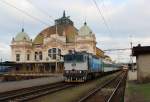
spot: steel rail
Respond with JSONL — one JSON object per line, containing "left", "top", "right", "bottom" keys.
{"left": 107, "top": 71, "right": 127, "bottom": 102}
{"left": 15, "top": 84, "right": 73, "bottom": 102}
{"left": 77, "top": 72, "right": 124, "bottom": 102}
{"left": 0, "top": 81, "right": 63, "bottom": 98}
{"left": 0, "top": 82, "right": 74, "bottom": 102}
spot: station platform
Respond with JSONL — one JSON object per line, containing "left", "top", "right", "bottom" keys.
{"left": 0, "top": 75, "right": 64, "bottom": 93}
{"left": 0, "top": 73, "right": 63, "bottom": 81}
{"left": 124, "top": 70, "right": 150, "bottom": 102}
{"left": 2, "top": 73, "right": 63, "bottom": 77}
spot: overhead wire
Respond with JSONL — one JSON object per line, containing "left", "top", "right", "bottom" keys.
{"left": 91, "top": 0, "right": 132, "bottom": 62}
{"left": 92, "top": 0, "right": 112, "bottom": 35}
{"left": 103, "top": 48, "right": 131, "bottom": 52}
{"left": 0, "top": 0, "right": 50, "bottom": 26}
{"left": 91, "top": 1, "right": 130, "bottom": 48}
{"left": 26, "top": 0, "right": 54, "bottom": 21}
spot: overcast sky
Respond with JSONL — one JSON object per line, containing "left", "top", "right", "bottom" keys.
{"left": 0, "top": 0, "right": 150, "bottom": 62}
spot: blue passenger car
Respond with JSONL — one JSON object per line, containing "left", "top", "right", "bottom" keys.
{"left": 89, "top": 57, "right": 102, "bottom": 72}
{"left": 0, "top": 66, "right": 11, "bottom": 74}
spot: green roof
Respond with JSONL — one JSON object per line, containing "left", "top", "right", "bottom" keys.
{"left": 33, "top": 34, "right": 43, "bottom": 44}
{"left": 79, "top": 22, "right": 92, "bottom": 36}
{"left": 14, "top": 29, "right": 31, "bottom": 41}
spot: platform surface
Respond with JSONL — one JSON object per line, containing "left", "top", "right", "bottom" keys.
{"left": 0, "top": 75, "right": 64, "bottom": 93}
{"left": 128, "top": 70, "right": 137, "bottom": 81}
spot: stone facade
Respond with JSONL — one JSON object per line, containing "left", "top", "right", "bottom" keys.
{"left": 10, "top": 12, "right": 104, "bottom": 74}
{"left": 136, "top": 54, "right": 150, "bottom": 83}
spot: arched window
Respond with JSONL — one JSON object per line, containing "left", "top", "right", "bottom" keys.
{"left": 48, "top": 48, "right": 61, "bottom": 60}
{"left": 35, "top": 51, "right": 42, "bottom": 61}
{"left": 52, "top": 48, "right": 56, "bottom": 59}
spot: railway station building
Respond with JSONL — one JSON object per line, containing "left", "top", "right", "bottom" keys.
{"left": 10, "top": 11, "right": 105, "bottom": 74}
{"left": 132, "top": 44, "right": 150, "bottom": 83}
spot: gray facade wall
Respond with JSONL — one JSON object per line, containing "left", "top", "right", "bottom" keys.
{"left": 137, "top": 54, "right": 150, "bottom": 83}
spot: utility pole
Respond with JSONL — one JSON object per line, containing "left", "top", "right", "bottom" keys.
{"left": 55, "top": 23, "right": 58, "bottom": 73}
{"left": 130, "top": 42, "right": 134, "bottom": 71}
{"left": 56, "top": 24, "right": 58, "bottom": 34}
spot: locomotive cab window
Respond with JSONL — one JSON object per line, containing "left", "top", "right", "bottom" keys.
{"left": 75, "top": 54, "right": 84, "bottom": 62}
{"left": 64, "top": 55, "right": 73, "bottom": 62}
{"left": 64, "top": 54, "right": 84, "bottom": 62}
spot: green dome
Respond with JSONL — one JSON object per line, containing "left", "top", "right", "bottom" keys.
{"left": 14, "top": 29, "right": 31, "bottom": 41}
{"left": 79, "top": 22, "right": 92, "bottom": 36}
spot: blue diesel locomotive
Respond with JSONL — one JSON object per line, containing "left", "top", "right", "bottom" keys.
{"left": 63, "top": 52, "right": 121, "bottom": 82}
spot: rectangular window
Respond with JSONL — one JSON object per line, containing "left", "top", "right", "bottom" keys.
{"left": 16, "top": 54, "right": 20, "bottom": 61}
{"left": 53, "top": 48, "right": 56, "bottom": 53}
{"left": 39, "top": 52, "right": 42, "bottom": 60}
{"left": 49, "top": 49, "right": 52, "bottom": 53}
{"left": 68, "top": 50, "right": 72, "bottom": 54}
{"left": 27, "top": 54, "right": 30, "bottom": 61}
{"left": 53, "top": 54, "right": 56, "bottom": 59}
{"left": 35, "top": 52, "right": 38, "bottom": 60}
{"left": 58, "top": 49, "right": 61, "bottom": 55}
{"left": 48, "top": 49, "right": 52, "bottom": 58}
{"left": 48, "top": 53, "right": 51, "bottom": 57}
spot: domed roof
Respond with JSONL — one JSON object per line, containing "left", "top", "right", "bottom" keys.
{"left": 33, "top": 11, "right": 78, "bottom": 44}
{"left": 33, "top": 24, "right": 78, "bottom": 44}
{"left": 79, "top": 22, "right": 93, "bottom": 36}
{"left": 14, "top": 28, "right": 31, "bottom": 42}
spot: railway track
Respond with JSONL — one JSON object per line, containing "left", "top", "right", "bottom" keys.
{"left": 0, "top": 82, "right": 74, "bottom": 102}
{"left": 0, "top": 71, "right": 125, "bottom": 102}
{"left": 77, "top": 70, "right": 127, "bottom": 102}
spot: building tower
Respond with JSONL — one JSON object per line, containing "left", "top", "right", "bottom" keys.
{"left": 11, "top": 28, "right": 32, "bottom": 62}
{"left": 76, "top": 22, "right": 97, "bottom": 54}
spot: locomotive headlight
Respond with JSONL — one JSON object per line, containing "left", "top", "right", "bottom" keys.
{"left": 79, "top": 71, "right": 82, "bottom": 73}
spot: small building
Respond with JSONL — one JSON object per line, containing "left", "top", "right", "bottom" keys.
{"left": 132, "top": 44, "right": 150, "bottom": 83}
